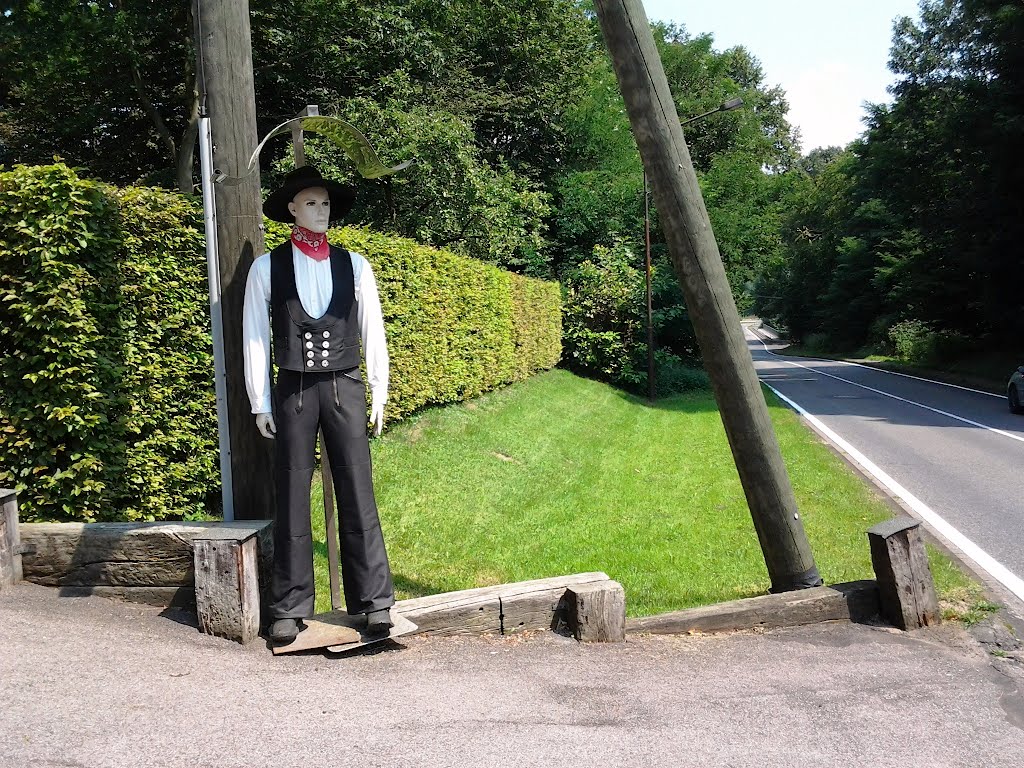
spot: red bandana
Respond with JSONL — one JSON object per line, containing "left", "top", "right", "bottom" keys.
{"left": 291, "top": 225, "right": 329, "bottom": 261}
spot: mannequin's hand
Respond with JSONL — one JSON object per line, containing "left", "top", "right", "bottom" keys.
{"left": 370, "top": 400, "right": 384, "bottom": 437}
{"left": 255, "top": 413, "right": 277, "bottom": 439}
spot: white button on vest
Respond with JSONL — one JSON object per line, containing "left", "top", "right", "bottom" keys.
{"left": 321, "top": 360, "right": 329, "bottom": 367}
{"left": 321, "top": 350, "right": 328, "bottom": 357}
{"left": 306, "top": 360, "right": 314, "bottom": 367}
{"left": 306, "top": 341, "right": 313, "bottom": 349}
{"left": 307, "top": 351, "right": 314, "bottom": 358}
{"left": 323, "top": 331, "right": 330, "bottom": 338}
{"left": 322, "top": 341, "right": 329, "bottom": 348}
{"left": 304, "top": 332, "right": 312, "bottom": 339}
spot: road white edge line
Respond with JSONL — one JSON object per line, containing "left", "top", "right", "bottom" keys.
{"left": 749, "top": 334, "right": 1024, "bottom": 445}
{"left": 743, "top": 322, "right": 1003, "bottom": 399}
{"left": 762, "top": 381, "right": 1024, "bottom": 604}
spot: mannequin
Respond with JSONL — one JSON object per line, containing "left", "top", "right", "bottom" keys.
{"left": 242, "top": 165, "right": 395, "bottom": 645}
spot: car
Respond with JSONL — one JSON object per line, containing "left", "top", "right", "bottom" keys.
{"left": 1009, "top": 366, "right": 1024, "bottom": 414}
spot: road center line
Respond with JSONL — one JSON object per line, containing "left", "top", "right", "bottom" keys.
{"left": 825, "top": 359, "right": 1002, "bottom": 399}
{"left": 744, "top": 323, "right": 1003, "bottom": 399}
{"left": 751, "top": 336, "right": 1024, "bottom": 445}
{"left": 762, "top": 381, "right": 1024, "bottom": 603}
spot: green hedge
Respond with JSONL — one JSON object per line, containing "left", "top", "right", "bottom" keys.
{"left": 0, "top": 163, "right": 123, "bottom": 520}
{"left": 327, "top": 226, "right": 561, "bottom": 422}
{"left": 113, "top": 186, "right": 218, "bottom": 520}
{"left": 1, "top": 164, "right": 560, "bottom": 522}
{"left": 0, "top": 163, "right": 216, "bottom": 522}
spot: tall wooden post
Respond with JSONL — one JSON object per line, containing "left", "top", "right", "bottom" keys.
{"left": 593, "top": 0, "right": 822, "bottom": 592}
{"left": 193, "top": 0, "right": 274, "bottom": 520}
{"left": 0, "top": 489, "right": 22, "bottom": 588}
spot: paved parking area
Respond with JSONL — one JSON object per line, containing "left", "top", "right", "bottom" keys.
{"left": 2, "top": 583, "right": 1023, "bottom": 768}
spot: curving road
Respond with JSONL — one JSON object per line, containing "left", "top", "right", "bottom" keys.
{"left": 741, "top": 323, "right": 1024, "bottom": 603}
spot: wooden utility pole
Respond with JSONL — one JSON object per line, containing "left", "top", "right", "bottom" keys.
{"left": 193, "top": 0, "right": 274, "bottom": 520}
{"left": 593, "top": 0, "right": 822, "bottom": 592}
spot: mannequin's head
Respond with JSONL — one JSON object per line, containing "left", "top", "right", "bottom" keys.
{"left": 288, "top": 186, "right": 331, "bottom": 233}
{"left": 263, "top": 166, "right": 354, "bottom": 226}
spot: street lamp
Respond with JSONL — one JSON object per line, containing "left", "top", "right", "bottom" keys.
{"left": 643, "top": 96, "right": 743, "bottom": 401}
{"left": 680, "top": 96, "right": 745, "bottom": 127}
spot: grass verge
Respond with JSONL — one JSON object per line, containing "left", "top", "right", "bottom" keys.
{"left": 309, "top": 368, "right": 980, "bottom": 617}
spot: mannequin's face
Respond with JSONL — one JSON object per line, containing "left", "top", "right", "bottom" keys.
{"left": 288, "top": 187, "right": 330, "bottom": 233}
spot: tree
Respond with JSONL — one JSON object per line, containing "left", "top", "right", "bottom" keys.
{"left": 551, "top": 17, "right": 802, "bottom": 375}
{"left": 864, "top": 0, "right": 1024, "bottom": 342}
{"left": 754, "top": 151, "right": 858, "bottom": 344}
{"left": 292, "top": 94, "right": 551, "bottom": 275}
{"left": 2, "top": 0, "right": 594, "bottom": 199}
{"left": 561, "top": 240, "right": 646, "bottom": 387}
{"left": 798, "top": 146, "right": 843, "bottom": 178}
{"left": 431, "top": 0, "right": 593, "bottom": 182}
{"left": 552, "top": 18, "right": 800, "bottom": 260}
{"left": 0, "top": 0, "right": 199, "bottom": 191}
{"left": 759, "top": 0, "right": 1024, "bottom": 355}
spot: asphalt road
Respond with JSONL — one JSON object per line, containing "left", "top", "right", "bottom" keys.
{"left": 742, "top": 323, "right": 1024, "bottom": 601}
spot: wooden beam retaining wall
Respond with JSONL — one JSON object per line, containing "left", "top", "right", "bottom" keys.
{"left": 18, "top": 521, "right": 273, "bottom": 606}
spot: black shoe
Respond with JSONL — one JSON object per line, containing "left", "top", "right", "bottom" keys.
{"left": 270, "top": 618, "right": 300, "bottom": 644}
{"left": 365, "top": 609, "right": 394, "bottom": 635}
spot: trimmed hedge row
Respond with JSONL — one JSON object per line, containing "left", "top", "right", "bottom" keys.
{"left": 0, "top": 163, "right": 217, "bottom": 522}
{"left": 328, "top": 226, "right": 561, "bottom": 422}
{"left": 0, "top": 163, "right": 122, "bottom": 520}
{"left": 1, "top": 164, "right": 561, "bottom": 522}
{"left": 114, "top": 186, "right": 219, "bottom": 520}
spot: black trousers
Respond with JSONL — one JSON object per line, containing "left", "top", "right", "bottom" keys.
{"left": 269, "top": 367, "right": 395, "bottom": 619}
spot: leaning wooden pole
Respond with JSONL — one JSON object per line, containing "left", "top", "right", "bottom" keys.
{"left": 193, "top": 0, "right": 274, "bottom": 520}
{"left": 593, "top": 0, "right": 822, "bottom": 591}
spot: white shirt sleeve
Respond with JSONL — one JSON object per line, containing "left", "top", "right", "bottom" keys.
{"left": 242, "top": 254, "right": 273, "bottom": 414}
{"left": 352, "top": 251, "right": 390, "bottom": 405}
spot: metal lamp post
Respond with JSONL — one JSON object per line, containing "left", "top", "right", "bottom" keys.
{"left": 643, "top": 97, "right": 743, "bottom": 401}
{"left": 680, "top": 96, "right": 744, "bottom": 127}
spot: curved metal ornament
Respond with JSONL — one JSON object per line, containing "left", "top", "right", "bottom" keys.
{"left": 215, "top": 116, "right": 413, "bottom": 185}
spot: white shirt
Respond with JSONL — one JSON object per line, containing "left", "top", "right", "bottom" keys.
{"left": 242, "top": 244, "right": 389, "bottom": 414}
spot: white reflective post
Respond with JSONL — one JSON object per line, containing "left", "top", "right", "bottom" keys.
{"left": 198, "top": 114, "right": 235, "bottom": 521}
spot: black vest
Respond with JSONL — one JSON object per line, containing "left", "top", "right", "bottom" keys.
{"left": 270, "top": 241, "right": 361, "bottom": 372}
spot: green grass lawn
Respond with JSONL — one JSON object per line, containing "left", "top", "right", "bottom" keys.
{"left": 309, "top": 368, "right": 980, "bottom": 617}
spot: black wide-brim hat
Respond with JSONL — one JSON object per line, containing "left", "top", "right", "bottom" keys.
{"left": 263, "top": 165, "right": 356, "bottom": 224}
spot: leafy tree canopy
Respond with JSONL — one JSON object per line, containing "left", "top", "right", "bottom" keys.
{"left": 756, "top": 0, "right": 1023, "bottom": 358}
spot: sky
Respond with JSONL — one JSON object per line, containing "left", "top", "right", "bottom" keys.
{"left": 639, "top": 0, "right": 923, "bottom": 153}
